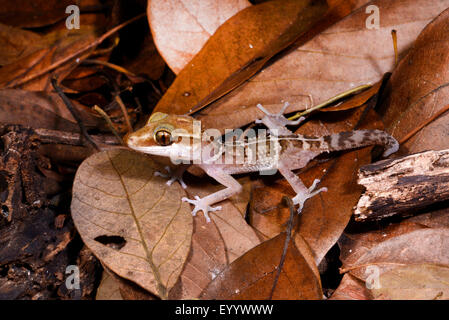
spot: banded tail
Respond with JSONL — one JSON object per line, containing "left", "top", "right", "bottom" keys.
{"left": 323, "top": 130, "right": 399, "bottom": 157}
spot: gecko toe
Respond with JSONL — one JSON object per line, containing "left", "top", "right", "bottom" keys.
{"left": 179, "top": 179, "right": 187, "bottom": 189}
{"left": 209, "top": 205, "right": 222, "bottom": 212}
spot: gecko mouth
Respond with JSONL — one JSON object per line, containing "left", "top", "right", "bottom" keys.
{"left": 127, "top": 144, "right": 169, "bottom": 156}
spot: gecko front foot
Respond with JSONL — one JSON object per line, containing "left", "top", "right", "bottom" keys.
{"left": 181, "top": 196, "right": 222, "bottom": 223}
{"left": 292, "top": 179, "right": 327, "bottom": 213}
{"left": 154, "top": 166, "right": 187, "bottom": 189}
{"left": 255, "top": 102, "right": 305, "bottom": 135}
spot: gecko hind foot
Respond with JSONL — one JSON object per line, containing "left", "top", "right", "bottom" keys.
{"left": 154, "top": 166, "right": 187, "bottom": 189}
{"left": 181, "top": 196, "right": 222, "bottom": 223}
{"left": 292, "top": 179, "right": 327, "bottom": 214}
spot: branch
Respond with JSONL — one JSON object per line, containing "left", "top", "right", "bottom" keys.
{"left": 354, "top": 149, "right": 449, "bottom": 221}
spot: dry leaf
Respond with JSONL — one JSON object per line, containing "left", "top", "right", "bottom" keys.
{"left": 200, "top": 233, "right": 323, "bottom": 300}
{"left": 96, "top": 271, "right": 123, "bottom": 300}
{"left": 0, "top": 1, "right": 106, "bottom": 28}
{"left": 169, "top": 215, "right": 227, "bottom": 299}
{"left": 380, "top": 7, "right": 449, "bottom": 154}
{"left": 407, "top": 207, "right": 449, "bottom": 229}
{"left": 97, "top": 266, "right": 158, "bottom": 300}
{"left": 335, "top": 210, "right": 449, "bottom": 299}
{"left": 338, "top": 221, "right": 426, "bottom": 268}
{"left": 329, "top": 273, "right": 371, "bottom": 300}
{"left": 0, "top": 26, "right": 101, "bottom": 91}
{"left": 120, "top": 32, "right": 166, "bottom": 81}
{"left": 0, "top": 24, "right": 44, "bottom": 66}
{"left": 0, "top": 0, "right": 73, "bottom": 28}
{"left": 71, "top": 149, "right": 193, "bottom": 299}
{"left": 185, "top": 177, "right": 260, "bottom": 263}
{"left": 198, "top": 0, "right": 449, "bottom": 132}
{"left": 339, "top": 208, "right": 449, "bottom": 269}
{"left": 154, "top": 0, "right": 331, "bottom": 116}
{"left": 0, "top": 89, "right": 102, "bottom": 131}
{"left": 370, "top": 264, "right": 449, "bottom": 300}
{"left": 342, "top": 228, "right": 449, "bottom": 299}
{"left": 148, "top": 0, "right": 251, "bottom": 74}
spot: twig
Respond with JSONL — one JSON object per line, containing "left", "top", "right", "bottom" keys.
{"left": 115, "top": 95, "right": 133, "bottom": 133}
{"left": 51, "top": 78, "right": 99, "bottom": 150}
{"left": 269, "top": 196, "right": 296, "bottom": 300}
{"left": 93, "top": 105, "right": 125, "bottom": 145}
{"left": 288, "top": 84, "right": 372, "bottom": 120}
{"left": 35, "top": 128, "right": 118, "bottom": 146}
{"left": 354, "top": 149, "right": 449, "bottom": 221}
{"left": 8, "top": 13, "right": 145, "bottom": 88}
{"left": 83, "top": 59, "right": 143, "bottom": 80}
{"left": 399, "top": 103, "right": 449, "bottom": 145}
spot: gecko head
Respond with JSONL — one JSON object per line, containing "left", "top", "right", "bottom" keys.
{"left": 124, "top": 112, "right": 199, "bottom": 160}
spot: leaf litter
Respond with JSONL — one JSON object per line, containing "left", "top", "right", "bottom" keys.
{"left": 1, "top": 0, "right": 449, "bottom": 301}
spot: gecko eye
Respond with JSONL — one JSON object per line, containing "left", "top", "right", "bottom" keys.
{"left": 154, "top": 130, "right": 172, "bottom": 146}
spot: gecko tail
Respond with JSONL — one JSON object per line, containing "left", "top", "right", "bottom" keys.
{"left": 324, "top": 129, "right": 399, "bottom": 158}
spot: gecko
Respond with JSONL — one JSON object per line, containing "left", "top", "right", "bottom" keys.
{"left": 124, "top": 102, "right": 399, "bottom": 222}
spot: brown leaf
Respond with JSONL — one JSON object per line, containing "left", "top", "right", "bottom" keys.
{"left": 200, "top": 233, "right": 323, "bottom": 300}
{"left": 148, "top": 0, "right": 251, "bottom": 74}
{"left": 199, "top": 0, "right": 449, "bottom": 132}
{"left": 338, "top": 221, "right": 427, "bottom": 268}
{"left": 96, "top": 270, "right": 123, "bottom": 300}
{"left": 0, "top": 26, "right": 100, "bottom": 91}
{"left": 329, "top": 273, "right": 371, "bottom": 300}
{"left": 0, "top": 24, "right": 44, "bottom": 66}
{"left": 335, "top": 209, "right": 449, "bottom": 300}
{"left": 71, "top": 149, "right": 193, "bottom": 299}
{"left": 370, "top": 264, "right": 449, "bottom": 300}
{"left": 96, "top": 266, "right": 158, "bottom": 300}
{"left": 153, "top": 0, "right": 331, "bottom": 116}
{"left": 380, "top": 7, "right": 449, "bottom": 154}
{"left": 0, "top": 0, "right": 73, "bottom": 28}
{"left": 339, "top": 208, "right": 449, "bottom": 269}
{"left": 0, "top": 89, "right": 102, "bottom": 131}
{"left": 344, "top": 228, "right": 449, "bottom": 279}
{"left": 341, "top": 228, "right": 449, "bottom": 299}
{"left": 250, "top": 107, "right": 384, "bottom": 264}
{"left": 407, "top": 207, "right": 449, "bottom": 229}
{"left": 121, "top": 33, "right": 166, "bottom": 81}
{"left": 185, "top": 177, "right": 260, "bottom": 262}
{"left": 168, "top": 215, "right": 227, "bottom": 299}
